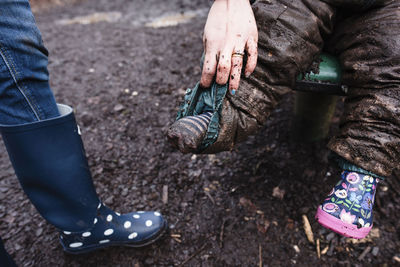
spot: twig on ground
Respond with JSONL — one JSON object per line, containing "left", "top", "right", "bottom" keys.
{"left": 179, "top": 242, "right": 208, "bottom": 266}
{"left": 173, "top": 237, "right": 182, "bottom": 243}
{"left": 259, "top": 244, "right": 262, "bottom": 267}
{"left": 316, "top": 238, "right": 321, "bottom": 259}
{"left": 162, "top": 185, "right": 168, "bottom": 204}
{"left": 393, "top": 255, "right": 400, "bottom": 263}
{"left": 302, "top": 215, "right": 314, "bottom": 244}
{"left": 204, "top": 190, "right": 215, "bottom": 205}
{"left": 358, "top": 246, "right": 371, "bottom": 261}
{"left": 321, "top": 245, "right": 329, "bottom": 255}
{"left": 219, "top": 219, "right": 226, "bottom": 248}
{"left": 171, "top": 234, "right": 182, "bottom": 243}
{"left": 171, "top": 234, "right": 181, "bottom": 238}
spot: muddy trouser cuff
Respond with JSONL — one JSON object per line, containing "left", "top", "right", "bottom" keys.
{"left": 332, "top": 154, "right": 385, "bottom": 180}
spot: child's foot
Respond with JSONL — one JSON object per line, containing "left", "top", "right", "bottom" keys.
{"left": 60, "top": 203, "right": 167, "bottom": 254}
{"left": 167, "top": 112, "right": 213, "bottom": 153}
{"left": 315, "top": 171, "right": 378, "bottom": 239}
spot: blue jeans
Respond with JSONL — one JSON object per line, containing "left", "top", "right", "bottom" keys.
{"left": 0, "top": 0, "right": 60, "bottom": 264}
{"left": 0, "top": 0, "right": 59, "bottom": 125}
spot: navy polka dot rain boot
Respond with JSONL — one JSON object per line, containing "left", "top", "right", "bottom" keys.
{"left": 316, "top": 171, "right": 378, "bottom": 239}
{"left": 0, "top": 104, "right": 167, "bottom": 254}
{"left": 60, "top": 203, "right": 167, "bottom": 254}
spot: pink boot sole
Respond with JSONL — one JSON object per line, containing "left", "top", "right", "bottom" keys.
{"left": 315, "top": 207, "right": 371, "bottom": 239}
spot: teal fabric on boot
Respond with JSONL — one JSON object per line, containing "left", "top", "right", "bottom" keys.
{"left": 174, "top": 81, "right": 228, "bottom": 152}
{"left": 337, "top": 157, "right": 385, "bottom": 180}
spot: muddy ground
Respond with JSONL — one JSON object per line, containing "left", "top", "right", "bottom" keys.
{"left": 0, "top": 0, "right": 399, "bottom": 266}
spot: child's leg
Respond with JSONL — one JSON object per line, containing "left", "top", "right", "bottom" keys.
{"left": 327, "top": 1, "right": 400, "bottom": 177}
{"left": 317, "top": 1, "right": 400, "bottom": 238}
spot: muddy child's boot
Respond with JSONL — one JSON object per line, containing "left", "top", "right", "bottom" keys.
{"left": 168, "top": 112, "right": 213, "bottom": 153}
{"left": 0, "top": 104, "right": 167, "bottom": 254}
{"left": 315, "top": 160, "right": 381, "bottom": 239}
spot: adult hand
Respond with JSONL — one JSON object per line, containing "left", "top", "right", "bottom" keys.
{"left": 200, "top": 0, "right": 258, "bottom": 95}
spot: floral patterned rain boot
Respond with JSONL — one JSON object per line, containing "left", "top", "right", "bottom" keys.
{"left": 316, "top": 171, "right": 379, "bottom": 239}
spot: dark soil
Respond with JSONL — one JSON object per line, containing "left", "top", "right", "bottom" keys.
{"left": 0, "top": 0, "right": 399, "bottom": 266}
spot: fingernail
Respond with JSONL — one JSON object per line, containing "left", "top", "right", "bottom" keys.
{"left": 231, "top": 89, "right": 236, "bottom": 95}
{"left": 245, "top": 72, "right": 251, "bottom": 78}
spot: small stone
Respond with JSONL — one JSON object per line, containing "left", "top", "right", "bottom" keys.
{"left": 372, "top": 247, "right": 379, "bottom": 256}
{"left": 272, "top": 186, "right": 285, "bottom": 200}
{"left": 14, "top": 244, "right": 22, "bottom": 251}
{"left": 121, "top": 188, "right": 128, "bottom": 197}
{"left": 144, "top": 258, "right": 154, "bottom": 265}
{"left": 104, "top": 196, "right": 114, "bottom": 205}
{"left": 326, "top": 232, "right": 336, "bottom": 242}
{"left": 35, "top": 228, "right": 43, "bottom": 237}
{"left": 114, "top": 104, "right": 125, "bottom": 112}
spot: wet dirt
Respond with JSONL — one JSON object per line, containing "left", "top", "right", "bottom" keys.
{"left": 0, "top": 0, "right": 399, "bottom": 266}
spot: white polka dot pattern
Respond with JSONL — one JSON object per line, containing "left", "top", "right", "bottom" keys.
{"left": 128, "top": 232, "right": 138, "bottom": 239}
{"left": 69, "top": 242, "right": 83, "bottom": 248}
{"left": 124, "top": 221, "right": 131, "bottom": 229}
{"left": 61, "top": 205, "right": 165, "bottom": 252}
{"left": 104, "top": 229, "right": 114, "bottom": 236}
{"left": 82, "top": 232, "right": 91, "bottom": 237}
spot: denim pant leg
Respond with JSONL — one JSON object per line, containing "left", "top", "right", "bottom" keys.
{"left": 0, "top": 1, "right": 60, "bottom": 263}
{"left": 0, "top": 0, "right": 59, "bottom": 125}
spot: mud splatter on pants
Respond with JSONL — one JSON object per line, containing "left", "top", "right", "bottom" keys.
{"left": 203, "top": 0, "right": 399, "bottom": 177}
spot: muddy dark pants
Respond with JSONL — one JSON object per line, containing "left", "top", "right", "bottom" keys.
{"left": 208, "top": 0, "right": 399, "bottom": 178}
